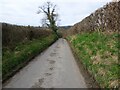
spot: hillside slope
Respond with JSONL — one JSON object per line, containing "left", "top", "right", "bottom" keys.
{"left": 67, "top": 32, "right": 119, "bottom": 88}
{"left": 67, "top": 1, "right": 119, "bottom": 35}
{"left": 66, "top": 1, "right": 119, "bottom": 88}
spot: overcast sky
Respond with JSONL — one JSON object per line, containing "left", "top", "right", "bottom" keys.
{"left": 0, "top": 0, "right": 112, "bottom": 26}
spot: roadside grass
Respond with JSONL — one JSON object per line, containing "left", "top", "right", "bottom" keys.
{"left": 2, "top": 34, "right": 57, "bottom": 81}
{"left": 67, "top": 31, "right": 119, "bottom": 88}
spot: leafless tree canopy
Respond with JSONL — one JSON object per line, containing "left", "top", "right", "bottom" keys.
{"left": 37, "top": 2, "right": 59, "bottom": 37}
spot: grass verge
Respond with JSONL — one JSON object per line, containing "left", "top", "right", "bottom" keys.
{"left": 67, "top": 31, "right": 119, "bottom": 88}
{"left": 2, "top": 34, "right": 57, "bottom": 82}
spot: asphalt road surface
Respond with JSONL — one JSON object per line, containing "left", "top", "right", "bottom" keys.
{"left": 3, "top": 38, "right": 87, "bottom": 88}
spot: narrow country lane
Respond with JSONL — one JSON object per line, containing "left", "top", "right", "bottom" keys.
{"left": 3, "top": 38, "right": 87, "bottom": 88}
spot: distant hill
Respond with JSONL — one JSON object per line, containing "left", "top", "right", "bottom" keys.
{"left": 58, "top": 26, "right": 72, "bottom": 30}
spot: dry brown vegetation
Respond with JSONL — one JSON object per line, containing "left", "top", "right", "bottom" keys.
{"left": 2, "top": 23, "right": 52, "bottom": 50}
{"left": 66, "top": 2, "right": 119, "bottom": 36}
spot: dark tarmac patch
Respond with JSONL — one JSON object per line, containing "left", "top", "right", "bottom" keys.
{"left": 53, "top": 49, "right": 57, "bottom": 52}
{"left": 49, "top": 60, "right": 55, "bottom": 64}
{"left": 45, "top": 73, "right": 52, "bottom": 76}
{"left": 47, "top": 59, "right": 55, "bottom": 64}
{"left": 50, "top": 52, "right": 56, "bottom": 56}
{"left": 31, "top": 78, "right": 44, "bottom": 88}
{"left": 58, "top": 56, "right": 62, "bottom": 58}
{"left": 47, "top": 58, "right": 51, "bottom": 61}
{"left": 56, "top": 46, "right": 60, "bottom": 48}
{"left": 49, "top": 67, "right": 54, "bottom": 70}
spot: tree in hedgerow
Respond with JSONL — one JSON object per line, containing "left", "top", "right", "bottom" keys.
{"left": 37, "top": 2, "right": 60, "bottom": 38}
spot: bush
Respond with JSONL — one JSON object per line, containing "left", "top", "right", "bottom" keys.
{"left": 2, "top": 23, "right": 52, "bottom": 50}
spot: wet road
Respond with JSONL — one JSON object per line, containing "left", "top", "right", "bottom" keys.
{"left": 3, "top": 38, "right": 87, "bottom": 88}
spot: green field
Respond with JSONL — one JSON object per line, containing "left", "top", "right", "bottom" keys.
{"left": 2, "top": 34, "right": 57, "bottom": 81}
{"left": 67, "top": 31, "right": 119, "bottom": 88}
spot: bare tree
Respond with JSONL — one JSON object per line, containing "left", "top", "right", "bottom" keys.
{"left": 37, "top": 2, "right": 59, "bottom": 38}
